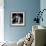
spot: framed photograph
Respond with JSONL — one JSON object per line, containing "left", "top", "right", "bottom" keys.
{"left": 11, "top": 12, "right": 25, "bottom": 26}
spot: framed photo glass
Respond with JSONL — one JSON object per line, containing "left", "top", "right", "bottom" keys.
{"left": 11, "top": 12, "right": 25, "bottom": 26}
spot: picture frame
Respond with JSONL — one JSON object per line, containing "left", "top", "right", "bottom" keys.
{"left": 11, "top": 12, "right": 25, "bottom": 26}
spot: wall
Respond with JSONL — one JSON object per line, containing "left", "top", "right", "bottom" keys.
{"left": 0, "top": 0, "right": 4, "bottom": 42}
{"left": 4, "top": 0, "right": 40, "bottom": 42}
{"left": 40, "top": 0, "right": 46, "bottom": 27}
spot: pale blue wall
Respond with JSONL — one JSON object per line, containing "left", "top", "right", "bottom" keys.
{"left": 4, "top": 0, "right": 40, "bottom": 42}
{"left": 40, "top": 0, "right": 46, "bottom": 27}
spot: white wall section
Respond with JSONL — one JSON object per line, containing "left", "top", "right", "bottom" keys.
{"left": 0, "top": 0, "right": 4, "bottom": 42}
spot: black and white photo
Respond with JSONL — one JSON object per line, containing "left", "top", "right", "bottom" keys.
{"left": 11, "top": 12, "right": 25, "bottom": 26}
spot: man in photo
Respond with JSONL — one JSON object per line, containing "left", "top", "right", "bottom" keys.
{"left": 12, "top": 13, "right": 23, "bottom": 24}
